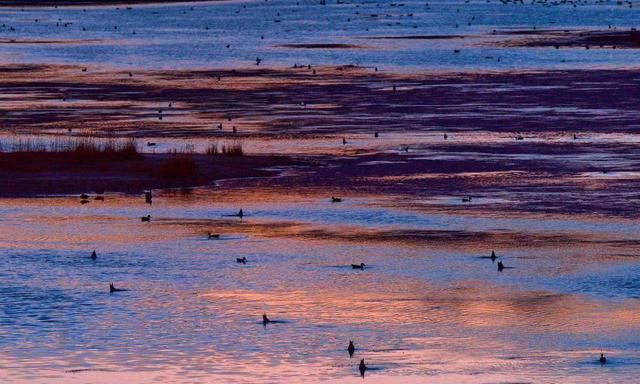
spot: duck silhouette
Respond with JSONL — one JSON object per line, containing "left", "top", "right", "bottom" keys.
{"left": 262, "top": 313, "right": 271, "bottom": 325}
{"left": 600, "top": 353, "right": 607, "bottom": 364}
{"left": 497, "top": 261, "right": 504, "bottom": 271}
{"left": 348, "top": 341, "right": 355, "bottom": 357}
{"left": 331, "top": 197, "right": 342, "bottom": 202}
{"left": 359, "top": 359, "right": 367, "bottom": 377}
{"left": 237, "top": 257, "right": 247, "bottom": 264}
{"left": 109, "top": 283, "right": 127, "bottom": 293}
{"left": 141, "top": 215, "right": 151, "bottom": 222}
{"left": 90, "top": 250, "right": 97, "bottom": 259}
{"left": 490, "top": 250, "right": 496, "bottom": 262}
{"left": 351, "top": 263, "right": 365, "bottom": 270}
{"left": 208, "top": 232, "right": 220, "bottom": 239}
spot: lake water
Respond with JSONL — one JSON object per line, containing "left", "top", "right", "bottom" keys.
{"left": 2, "top": 0, "right": 640, "bottom": 383}
{"left": 0, "top": 0, "right": 639, "bottom": 71}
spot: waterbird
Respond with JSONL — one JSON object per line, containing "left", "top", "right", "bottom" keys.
{"left": 331, "top": 197, "right": 342, "bottom": 202}
{"left": 141, "top": 215, "right": 151, "bottom": 222}
{"left": 256, "top": 57, "right": 262, "bottom": 66}
{"left": 91, "top": 250, "right": 97, "bottom": 259}
{"left": 600, "top": 353, "right": 607, "bottom": 364}
{"left": 497, "top": 261, "right": 504, "bottom": 271}
{"left": 490, "top": 250, "right": 496, "bottom": 262}
{"left": 237, "top": 257, "right": 247, "bottom": 264}
{"left": 208, "top": 232, "right": 220, "bottom": 239}
{"left": 262, "top": 313, "right": 271, "bottom": 324}
{"left": 351, "top": 263, "right": 365, "bottom": 270}
{"left": 462, "top": 196, "right": 472, "bottom": 203}
{"left": 147, "top": 142, "right": 156, "bottom": 147}
{"left": 238, "top": 209, "right": 244, "bottom": 218}
{"left": 342, "top": 137, "right": 347, "bottom": 145}
{"left": 374, "top": 132, "right": 379, "bottom": 138}
{"left": 348, "top": 341, "right": 355, "bottom": 357}
{"left": 444, "top": 133, "right": 448, "bottom": 140}
{"left": 80, "top": 193, "right": 89, "bottom": 199}
{"left": 359, "top": 359, "right": 368, "bottom": 377}
{"left": 109, "top": 283, "right": 127, "bottom": 293}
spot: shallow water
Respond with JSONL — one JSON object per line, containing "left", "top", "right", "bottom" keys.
{"left": 2, "top": 188, "right": 640, "bottom": 383}
{"left": 0, "top": 0, "right": 639, "bottom": 71}
{"left": 2, "top": 0, "right": 640, "bottom": 382}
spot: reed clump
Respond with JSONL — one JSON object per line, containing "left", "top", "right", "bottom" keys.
{"left": 1, "top": 137, "right": 140, "bottom": 160}
{"left": 206, "top": 141, "right": 244, "bottom": 157}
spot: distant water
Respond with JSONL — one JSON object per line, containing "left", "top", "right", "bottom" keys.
{"left": 0, "top": 0, "right": 639, "bottom": 71}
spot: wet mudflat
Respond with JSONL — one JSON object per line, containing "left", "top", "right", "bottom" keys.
{"left": 2, "top": 0, "right": 640, "bottom": 383}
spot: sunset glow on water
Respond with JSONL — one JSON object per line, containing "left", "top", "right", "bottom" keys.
{"left": 1, "top": 0, "right": 640, "bottom": 382}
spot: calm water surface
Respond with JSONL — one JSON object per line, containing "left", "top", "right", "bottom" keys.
{"left": 1, "top": 187, "right": 640, "bottom": 382}
{"left": 2, "top": 0, "right": 640, "bottom": 382}
{"left": 0, "top": 0, "right": 639, "bottom": 71}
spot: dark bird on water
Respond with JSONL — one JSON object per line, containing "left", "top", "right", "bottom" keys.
{"left": 331, "top": 197, "right": 342, "bottom": 202}
{"left": 237, "top": 257, "right": 247, "bottom": 264}
{"left": 208, "top": 232, "right": 220, "bottom": 239}
{"left": 109, "top": 283, "right": 127, "bottom": 293}
{"left": 342, "top": 137, "right": 347, "bottom": 145}
{"left": 359, "top": 359, "right": 368, "bottom": 377}
{"left": 497, "top": 261, "right": 504, "bottom": 271}
{"left": 351, "top": 263, "right": 365, "bottom": 270}
{"left": 490, "top": 250, "right": 496, "bottom": 262}
{"left": 262, "top": 313, "right": 271, "bottom": 325}
{"left": 348, "top": 341, "right": 355, "bottom": 357}
{"left": 600, "top": 353, "right": 607, "bottom": 364}
{"left": 141, "top": 215, "right": 151, "bottom": 222}
{"left": 91, "top": 250, "right": 97, "bottom": 259}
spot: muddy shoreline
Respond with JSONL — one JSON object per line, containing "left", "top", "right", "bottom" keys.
{"left": 0, "top": 151, "right": 301, "bottom": 196}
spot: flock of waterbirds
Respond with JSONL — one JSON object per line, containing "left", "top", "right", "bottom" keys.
{"left": 11, "top": 0, "right": 624, "bottom": 375}
{"left": 79, "top": 187, "right": 611, "bottom": 376}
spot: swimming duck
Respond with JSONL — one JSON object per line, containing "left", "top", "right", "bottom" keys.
{"left": 490, "top": 250, "right": 496, "bottom": 262}
{"left": 600, "top": 353, "right": 607, "bottom": 364}
{"left": 208, "top": 232, "right": 220, "bottom": 239}
{"left": 237, "top": 257, "right": 247, "bottom": 264}
{"left": 348, "top": 341, "right": 355, "bottom": 357}
{"left": 90, "top": 250, "right": 97, "bottom": 259}
{"left": 359, "top": 359, "right": 368, "bottom": 377}
{"left": 141, "top": 215, "right": 151, "bottom": 222}
{"left": 497, "top": 261, "right": 504, "bottom": 271}
{"left": 262, "top": 313, "right": 271, "bottom": 324}
{"left": 331, "top": 197, "right": 342, "bottom": 203}
{"left": 351, "top": 263, "right": 365, "bottom": 270}
{"left": 109, "top": 283, "right": 126, "bottom": 293}
{"left": 462, "top": 196, "right": 472, "bottom": 203}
